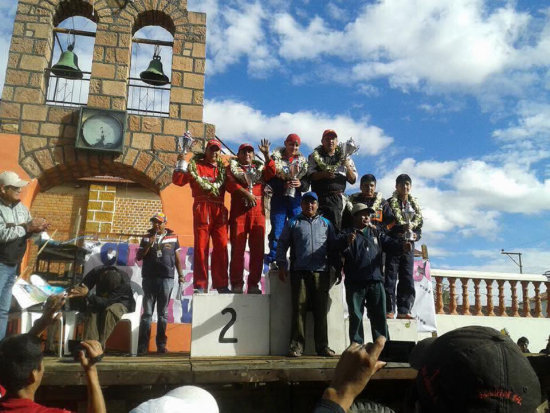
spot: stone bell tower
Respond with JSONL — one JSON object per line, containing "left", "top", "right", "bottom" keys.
{"left": 0, "top": 0, "right": 214, "bottom": 193}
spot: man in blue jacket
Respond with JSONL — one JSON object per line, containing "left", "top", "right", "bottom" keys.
{"left": 276, "top": 192, "right": 339, "bottom": 357}
{"left": 338, "top": 203, "right": 408, "bottom": 345}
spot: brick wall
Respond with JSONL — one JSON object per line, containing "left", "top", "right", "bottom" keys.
{"left": 112, "top": 197, "right": 163, "bottom": 234}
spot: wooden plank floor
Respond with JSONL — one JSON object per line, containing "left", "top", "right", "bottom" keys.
{"left": 43, "top": 354, "right": 417, "bottom": 386}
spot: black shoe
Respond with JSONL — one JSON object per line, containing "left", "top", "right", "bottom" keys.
{"left": 288, "top": 348, "right": 302, "bottom": 357}
{"left": 317, "top": 347, "right": 336, "bottom": 357}
{"left": 157, "top": 347, "right": 168, "bottom": 354}
{"left": 217, "top": 287, "right": 231, "bottom": 294}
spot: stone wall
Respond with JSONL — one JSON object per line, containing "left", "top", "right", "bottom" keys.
{"left": 0, "top": 0, "right": 215, "bottom": 193}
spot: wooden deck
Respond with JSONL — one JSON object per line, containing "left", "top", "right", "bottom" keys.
{"left": 42, "top": 353, "right": 417, "bottom": 387}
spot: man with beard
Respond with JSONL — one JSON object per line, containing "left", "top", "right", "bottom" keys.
{"left": 226, "top": 140, "right": 275, "bottom": 293}
{"left": 308, "top": 130, "right": 357, "bottom": 231}
{"left": 172, "top": 140, "right": 230, "bottom": 294}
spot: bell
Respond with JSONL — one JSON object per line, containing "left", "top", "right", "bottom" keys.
{"left": 140, "top": 54, "right": 170, "bottom": 86}
{"left": 51, "top": 44, "right": 83, "bottom": 80}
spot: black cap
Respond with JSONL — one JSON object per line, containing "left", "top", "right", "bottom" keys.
{"left": 412, "top": 326, "right": 541, "bottom": 412}
{"left": 396, "top": 174, "right": 411, "bottom": 185}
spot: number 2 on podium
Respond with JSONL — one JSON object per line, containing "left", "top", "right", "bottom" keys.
{"left": 218, "top": 307, "right": 238, "bottom": 343}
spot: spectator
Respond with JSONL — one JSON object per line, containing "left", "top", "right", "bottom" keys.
{"left": 517, "top": 336, "right": 530, "bottom": 353}
{"left": 68, "top": 265, "right": 135, "bottom": 349}
{"left": 276, "top": 192, "right": 339, "bottom": 357}
{"left": 0, "top": 294, "right": 106, "bottom": 413}
{"left": 409, "top": 326, "right": 541, "bottom": 412}
{"left": 136, "top": 213, "right": 182, "bottom": 354}
{"left": 0, "top": 171, "right": 49, "bottom": 339}
{"left": 540, "top": 334, "right": 550, "bottom": 355}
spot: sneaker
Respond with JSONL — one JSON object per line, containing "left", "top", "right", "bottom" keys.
{"left": 269, "top": 262, "right": 279, "bottom": 271}
{"left": 157, "top": 347, "right": 168, "bottom": 354}
{"left": 288, "top": 348, "right": 302, "bottom": 357}
{"left": 317, "top": 347, "right": 336, "bottom": 357}
{"left": 137, "top": 348, "right": 148, "bottom": 356}
{"left": 193, "top": 288, "right": 206, "bottom": 294}
{"left": 232, "top": 286, "right": 243, "bottom": 294}
{"left": 396, "top": 313, "right": 414, "bottom": 320}
{"left": 386, "top": 312, "right": 395, "bottom": 319}
{"left": 247, "top": 285, "right": 262, "bottom": 294}
{"left": 217, "top": 287, "right": 231, "bottom": 294}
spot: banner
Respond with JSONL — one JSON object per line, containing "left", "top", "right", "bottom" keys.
{"left": 411, "top": 259, "right": 437, "bottom": 333}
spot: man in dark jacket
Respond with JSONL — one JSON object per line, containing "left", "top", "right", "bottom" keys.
{"left": 276, "top": 192, "right": 339, "bottom": 357}
{"left": 68, "top": 265, "right": 135, "bottom": 349}
{"left": 137, "top": 212, "right": 183, "bottom": 354}
{"left": 338, "top": 204, "right": 408, "bottom": 345}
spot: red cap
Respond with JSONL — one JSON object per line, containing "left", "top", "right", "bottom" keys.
{"left": 238, "top": 143, "right": 254, "bottom": 152}
{"left": 206, "top": 139, "right": 222, "bottom": 149}
{"left": 322, "top": 129, "right": 337, "bottom": 139}
{"left": 285, "top": 133, "right": 301, "bottom": 145}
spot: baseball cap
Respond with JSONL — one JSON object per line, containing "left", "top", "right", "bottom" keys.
{"left": 150, "top": 212, "right": 167, "bottom": 223}
{"left": 130, "top": 386, "right": 219, "bottom": 413}
{"left": 322, "top": 129, "right": 337, "bottom": 139}
{"left": 206, "top": 139, "right": 222, "bottom": 150}
{"left": 285, "top": 133, "right": 301, "bottom": 145}
{"left": 351, "top": 203, "right": 374, "bottom": 216}
{"left": 411, "top": 326, "right": 541, "bottom": 412}
{"left": 0, "top": 171, "right": 28, "bottom": 187}
{"left": 238, "top": 143, "right": 254, "bottom": 152}
{"left": 302, "top": 191, "right": 318, "bottom": 201}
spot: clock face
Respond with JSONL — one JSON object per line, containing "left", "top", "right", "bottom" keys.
{"left": 82, "top": 114, "right": 122, "bottom": 148}
{"left": 76, "top": 108, "right": 126, "bottom": 153}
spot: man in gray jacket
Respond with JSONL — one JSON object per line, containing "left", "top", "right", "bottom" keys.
{"left": 276, "top": 191, "right": 338, "bottom": 357}
{"left": 0, "top": 171, "right": 48, "bottom": 340}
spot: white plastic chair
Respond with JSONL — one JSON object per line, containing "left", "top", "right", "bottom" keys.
{"left": 20, "top": 308, "right": 64, "bottom": 358}
{"left": 63, "top": 281, "right": 143, "bottom": 356}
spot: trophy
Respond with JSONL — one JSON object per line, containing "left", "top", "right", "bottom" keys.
{"left": 339, "top": 136, "right": 360, "bottom": 161}
{"left": 284, "top": 159, "right": 302, "bottom": 198}
{"left": 243, "top": 164, "right": 257, "bottom": 207}
{"left": 402, "top": 203, "right": 416, "bottom": 241}
{"left": 174, "top": 130, "right": 194, "bottom": 172}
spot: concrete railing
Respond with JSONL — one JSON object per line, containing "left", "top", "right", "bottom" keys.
{"left": 430, "top": 269, "right": 549, "bottom": 318}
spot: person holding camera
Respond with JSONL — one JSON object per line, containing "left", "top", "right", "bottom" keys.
{"left": 0, "top": 294, "right": 106, "bottom": 413}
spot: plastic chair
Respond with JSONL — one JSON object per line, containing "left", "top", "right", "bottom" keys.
{"left": 63, "top": 281, "right": 144, "bottom": 356}
{"left": 20, "top": 308, "right": 64, "bottom": 358}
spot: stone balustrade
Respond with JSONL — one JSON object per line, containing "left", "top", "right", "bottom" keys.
{"left": 430, "top": 269, "right": 549, "bottom": 318}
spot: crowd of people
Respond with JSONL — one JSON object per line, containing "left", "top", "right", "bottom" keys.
{"left": 0, "top": 129, "right": 547, "bottom": 411}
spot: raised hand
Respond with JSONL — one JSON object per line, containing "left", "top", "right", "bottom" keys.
{"left": 258, "top": 139, "right": 271, "bottom": 159}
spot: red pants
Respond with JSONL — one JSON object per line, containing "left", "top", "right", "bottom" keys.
{"left": 229, "top": 203, "right": 265, "bottom": 289}
{"left": 193, "top": 202, "right": 229, "bottom": 289}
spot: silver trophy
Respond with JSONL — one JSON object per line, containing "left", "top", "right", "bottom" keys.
{"left": 284, "top": 159, "right": 301, "bottom": 198}
{"left": 243, "top": 164, "right": 257, "bottom": 207}
{"left": 175, "top": 130, "right": 194, "bottom": 172}
{"left": 339, "top": 136, "right": 360, "bottom": 162}
{"left": 402, "top": 203, "right": 416, "bottom": 241}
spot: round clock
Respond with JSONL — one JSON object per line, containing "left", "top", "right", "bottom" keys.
{"left": 76, "top": 108, "right": 127, "bottom": 153}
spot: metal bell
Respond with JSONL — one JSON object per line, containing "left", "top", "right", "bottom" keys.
{"left": 51, "top": 44, "right": 83, "bottom": 80}
{"left": 140, "top": 54, "right": 170, "bottom": 86}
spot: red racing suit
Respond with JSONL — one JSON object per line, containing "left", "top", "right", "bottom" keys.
{"left": 172, "top": 159, "right": 228, "bottom": 290}
{"left": 226, "top": 159, "right": 276, "bottom": 289}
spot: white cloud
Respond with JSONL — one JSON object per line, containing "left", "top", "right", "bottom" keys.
{"left": 203, "top": 98, "right": 393, "bottom": 155}
{"left": 493, "top": 101, "right": 550, "bottom": 142}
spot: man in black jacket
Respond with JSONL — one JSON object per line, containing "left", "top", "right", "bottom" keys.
{"left": 68, "top": 265, "right": 135, "bottom": 349}
{"left": 338, "top": 203, "right": 408, "bottom": 345}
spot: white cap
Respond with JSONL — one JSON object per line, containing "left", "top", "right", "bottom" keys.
{"left": 130, "top": 386, "right": 219, "bottom": 413}
{"left": 0, "top": 171, "right": 28, "bottom": 187}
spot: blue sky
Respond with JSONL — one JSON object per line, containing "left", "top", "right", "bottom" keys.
{"left": 1, "top": 0, "right": 549, "bottom": 274}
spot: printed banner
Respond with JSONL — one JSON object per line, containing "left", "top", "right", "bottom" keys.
{"left": 411, "top": 259, "right": 437, "bottom": 333}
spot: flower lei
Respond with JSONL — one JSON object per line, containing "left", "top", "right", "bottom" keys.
{"left": 229, "top": 159, "right": 265, "bottom": 187}
{"left": 389, "top": 191, "right": 422, "bottom": 229}
{"left": 271, "top": 148, "right": 308, "bottom": 180}
{"left": 188, "top": 154, "right": 225, "bottom": 196}
{"left": 312, "top": 145, "right": 344, "bottom": 173}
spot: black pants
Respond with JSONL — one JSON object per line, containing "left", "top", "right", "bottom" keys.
{"left": 384, "top": 248, "right": 415, "bottom": 315}
{"left": 318, "top": 193, "right": 344, "bottom": 231}
{"left": 289, "top": 271, "right": 330, "bottom": 353}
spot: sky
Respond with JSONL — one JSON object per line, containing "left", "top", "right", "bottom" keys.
{"left": 1, "top": 0, "right": 550, "bottom": 275}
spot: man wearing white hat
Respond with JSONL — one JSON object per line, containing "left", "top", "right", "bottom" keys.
{"left": 0, "top": 171, "right": 48, "bottom": 340}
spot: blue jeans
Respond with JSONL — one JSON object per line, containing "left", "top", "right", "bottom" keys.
{"left": 0, "top": 263, "right": 17, "bottom": 340}
{"left": 266, "top": 194, "right": 302, "bottom": 263}
{"left": 138, "top": 277, "right": 174, "bottom": 352}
